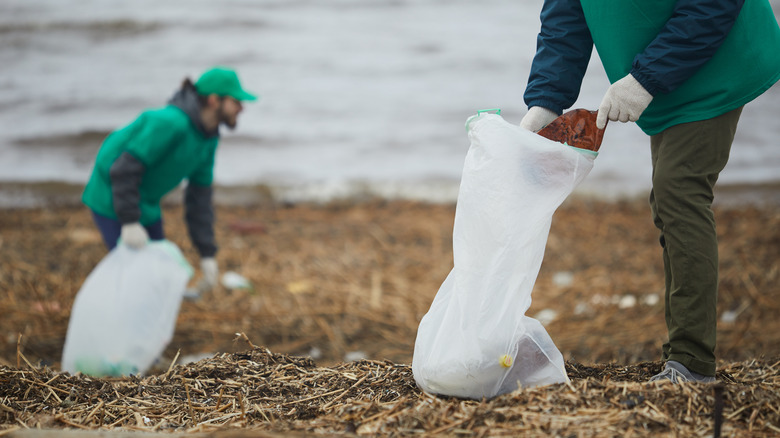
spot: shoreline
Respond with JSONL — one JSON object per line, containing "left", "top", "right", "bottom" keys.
{"left": 1, "top": 179, "right": 779, "bottom": 209}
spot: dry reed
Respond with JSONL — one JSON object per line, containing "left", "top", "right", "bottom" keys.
{"left": 1, "top": 198, "right": 778, "bottom": 436}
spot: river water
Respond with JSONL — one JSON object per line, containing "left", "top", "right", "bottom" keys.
{"left": 1, "top": 0, "right": 778, "bottom": 206}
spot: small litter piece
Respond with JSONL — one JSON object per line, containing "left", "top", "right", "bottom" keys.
{"left": 618, "top": 295, "right": 637, "bottom": 309}
{"left": 221, "top": 271, "right": 252, "bottom": 290}
{"left": 344, "top": 351, "right": 368, "bottom": 362}
{"left": 574, "top": 302, "right": 591, "bottom": 315}
{"left": 552, "top": 271, "right": 574, "bottom": 287}
{"left": 228, "top": 219, "right": 267, "bottom": 235}
{"left": 641, "top": 294, "right": 660, "bottom": 306}
{"left": 179, "top": 352, "right": 214, "bottom": 365}
{"left": 308, "top": 346, "right": 323, "bottom": 360}
{"left": 534, "top": 309, "right": 559, "bottom": 326}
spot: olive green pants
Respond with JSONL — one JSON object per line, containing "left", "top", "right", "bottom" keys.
{"left": 649, "top": 106, "right": 743, "bottom": 377}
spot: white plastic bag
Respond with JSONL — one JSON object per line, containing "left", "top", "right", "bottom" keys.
{"left": 61, "top": 240, "right": 193, "bottom": 376}
{"left": 412, "top": 111, "right": 597, "bottom": 399}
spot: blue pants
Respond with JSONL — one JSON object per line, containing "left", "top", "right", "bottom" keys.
{"left": 91, "top": 211, "right": 165, "bottom": 250}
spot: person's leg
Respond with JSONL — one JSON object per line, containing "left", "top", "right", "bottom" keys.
{"left": 91, "top": 211, "right": 122, "bottom": 250}
{"left": 648, "top": 107, "right": 742, "bottom": 377}
{"left": 145, "top": 218, "right": 165, "bottom": 241}
{"left": 90, "top": 211, "right": 165, "bottom": 249}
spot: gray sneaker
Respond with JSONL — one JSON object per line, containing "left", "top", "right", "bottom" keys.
{"left": 650, "top": 360, "right": 717, "bottom": 384}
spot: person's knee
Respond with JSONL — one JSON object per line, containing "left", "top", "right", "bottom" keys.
{"left": 651, "top": 168, "right": 681, "bottom": 213}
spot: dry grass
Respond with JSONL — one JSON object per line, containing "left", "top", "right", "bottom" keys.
{"left": 1, "top": 197, "right": 779, "bottom": 436}
{"left": 2, "top": 347, "right": 779, "bottom": 437}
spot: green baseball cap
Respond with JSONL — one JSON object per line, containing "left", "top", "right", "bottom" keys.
{"left": 194, "top": 67, "right": 258, "bottom": 101}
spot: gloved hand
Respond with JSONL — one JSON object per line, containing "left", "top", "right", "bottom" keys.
{"left": 120, "top": 222, "right": 148, "bottom": 249}
{"left": 520, "top": 106, "right": 558, "bottom": 132}
{"left": 199, "top": 257, "right": 219, "bottom": 291}
{"left": 596, "top": 73, "right": 653, "bottom": 129}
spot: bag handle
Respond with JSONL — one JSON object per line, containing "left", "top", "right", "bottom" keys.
{"left": 465, "top": 108, "right": 501, "bottom": 132}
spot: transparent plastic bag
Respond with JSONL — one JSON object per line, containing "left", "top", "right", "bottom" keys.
{"left": 412, "top": 110, "right": 597, "bottom": 399}
{"left": 61, "top": 240, "right": 193, "bottom": 376}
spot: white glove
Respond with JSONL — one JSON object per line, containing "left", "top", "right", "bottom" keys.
{"left": 519, "top": 106, "right": 558, "bottom": 132}
{"left": 596, "top": 73, "right": 653, "bottom": 129}
{"left": 199, "top": 257, "right": 219, "bottom": 291}
{"left": 120, "top": 222, "right": 148, "bottom": 249}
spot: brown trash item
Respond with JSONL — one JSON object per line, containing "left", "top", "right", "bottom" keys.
{"left": 537, "top": 108, "right": 605, "bottom": 152}
{"left": 228, "top": 219, "right": 268, "bottom": 235}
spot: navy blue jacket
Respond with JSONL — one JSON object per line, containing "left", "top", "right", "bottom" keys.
{"left": 524, "top": 0, "right": 746, "bottom": 114}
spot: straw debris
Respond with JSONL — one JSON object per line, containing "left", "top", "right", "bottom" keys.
{"left": 1, "top": 198, "right": 778, "bottom": 436}
{"left": 1, "top": 349, "right": 779, "bottom": 436}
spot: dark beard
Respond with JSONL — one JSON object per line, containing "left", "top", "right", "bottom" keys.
{"left": 217, "top": 102, "right": 237, "bottom": 130}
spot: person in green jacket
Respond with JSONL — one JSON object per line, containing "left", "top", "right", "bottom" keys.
{"left": 521, "top": 0, "right": 780, "bottom": 383}
{"left": 82, "top": 66, "right": 258, "bottom": 295}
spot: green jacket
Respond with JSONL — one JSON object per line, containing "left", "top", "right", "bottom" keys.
{"left": 525, "top": 0, "right": 780, "bottom": 135}
{"left": 583, "top": 0, "right": 780, "bottom": 135}
{"left": 82, "top": 104, "right": 218, "bottom": 225}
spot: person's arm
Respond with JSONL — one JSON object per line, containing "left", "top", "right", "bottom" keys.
{"left": 109, "top": 152, "right": 149, "bottom": 248}
{"left": 109, "top": 152, "right": 145, "bottom": 225}
{"left": 184, "top": 183, "right": 217, "bottom": 258}
{"left": 114, "top": 111, "right": 183, "bottom": 212}
{"left": 523, "top": 0, "right": 594, "bottom": 115}
{"left": 629, "top": 0, "right": 746, "bottom": 96}
{"left": 596, "top": 0, "right": 745, "bottom": 129}
{"left": 185, "top": 141, "right": 217, "bottom": 259}
{"left": 185, "top": 182, "right": 219, "bottom": 293}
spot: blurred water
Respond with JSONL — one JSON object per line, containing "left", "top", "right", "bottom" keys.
{"left": 1, "top": 0, "right": 779, "bottom": 204}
